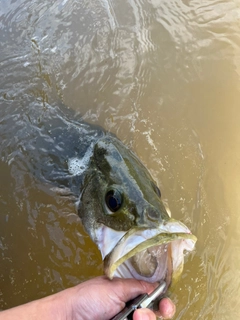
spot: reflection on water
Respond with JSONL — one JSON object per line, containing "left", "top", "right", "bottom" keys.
{"left": 0, "top": 0, "right": 240, "bottom": 318}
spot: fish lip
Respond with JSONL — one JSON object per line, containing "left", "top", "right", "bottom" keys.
{"left": 103, "top": 220, "right": 197, "bottom": 281}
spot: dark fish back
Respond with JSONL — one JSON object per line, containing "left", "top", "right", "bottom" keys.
{"left": 0, "top": 100, "right": 105, "bottom": 193}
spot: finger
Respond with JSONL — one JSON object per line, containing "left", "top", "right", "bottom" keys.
{"left": 109, "top": 277, "right": 158, "bottom": 302}
{"left": 155, "top": 297, "right": 176, "bottom": 319}
{"left": 133, "top": 308, "right": 156, "bottom": 320}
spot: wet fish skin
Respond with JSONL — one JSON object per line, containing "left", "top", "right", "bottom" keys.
{"left": 0, "top": 100, "right": 169, "bottom": 234}
{"left": 0, "top": 101, "right": 104, "bottom": 193}
{"left": 0, "top": 100, "right": 196, "bottom": 284}
{"left": 78, "top": 135, "right": 170, "bottom": 240}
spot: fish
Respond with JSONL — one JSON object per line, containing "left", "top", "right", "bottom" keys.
{"left": 0, "top": 101, "right": 196, "bottom": 289}
{"left": 76, "top": 135, "right": 197, "bottom": 287}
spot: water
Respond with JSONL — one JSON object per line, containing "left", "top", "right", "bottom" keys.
{"left": 0, "top": 0, "right": 240, "bottom": 318}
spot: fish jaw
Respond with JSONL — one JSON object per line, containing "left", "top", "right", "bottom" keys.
{"left": 98, "top": 219, "right": 196, "bottom": 285}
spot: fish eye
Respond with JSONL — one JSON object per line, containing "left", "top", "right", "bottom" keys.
{"left": 152, "top": 182, "right": 161, "bottom": 198}
{"left": 105, "top": 189, "right": 122, "bottom": 212}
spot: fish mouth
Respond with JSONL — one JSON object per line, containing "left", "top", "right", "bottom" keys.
{"left": 102, "top": 219, "right": 197, "bottom": 285}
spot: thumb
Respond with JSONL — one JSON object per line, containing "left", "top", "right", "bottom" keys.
{"left": 109, "top": 277, "right": 158, "bottom": 302}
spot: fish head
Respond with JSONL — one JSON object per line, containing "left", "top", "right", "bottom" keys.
{"left": 78, "top": 135, "right": 196, "bottom": 286}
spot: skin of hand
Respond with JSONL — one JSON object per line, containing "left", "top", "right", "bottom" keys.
{"left": 0, "top": 276, "right": 175, "bottom": 320}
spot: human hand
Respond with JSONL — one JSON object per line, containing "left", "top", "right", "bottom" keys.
{"left": 0, "top": 276, "right": 175, "bottom": 320}
{"left": 65, "top": 276, "right": 176, "bottom": 320}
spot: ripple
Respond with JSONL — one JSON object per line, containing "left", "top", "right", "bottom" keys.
{"left": 1, "top": 0, "right": 240, "bottom": 317}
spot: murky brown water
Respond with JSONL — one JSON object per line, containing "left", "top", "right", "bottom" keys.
{"left": 0, "top": 0, "right": 240, "bottom": 318}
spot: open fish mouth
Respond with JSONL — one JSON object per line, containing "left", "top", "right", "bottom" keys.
{"left": 102, "top": 220, "right": 197, "bottom": 285}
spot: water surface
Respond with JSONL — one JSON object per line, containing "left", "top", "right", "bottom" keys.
{"left": 0, "top": 0, "right": 240, "bottom": 318}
